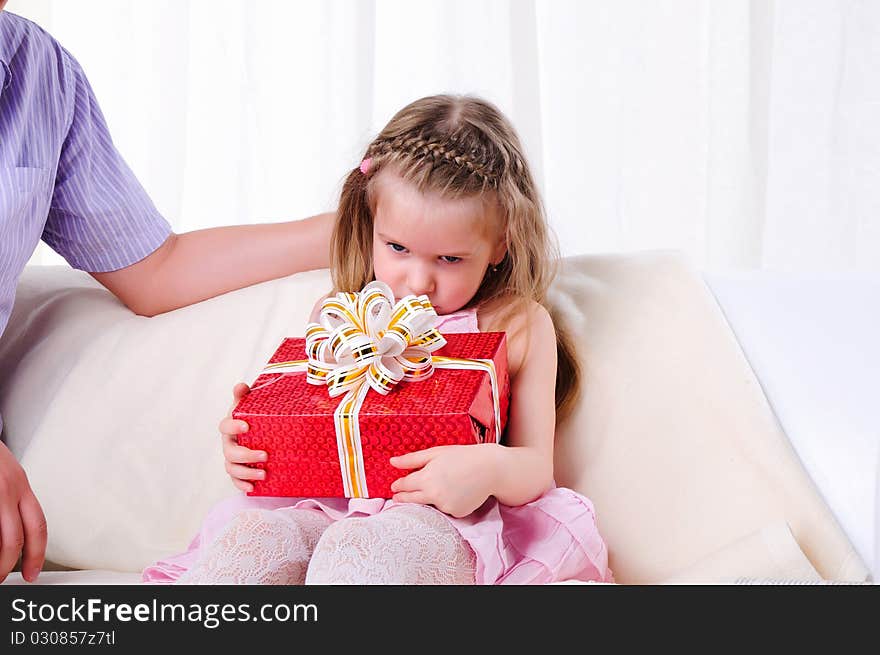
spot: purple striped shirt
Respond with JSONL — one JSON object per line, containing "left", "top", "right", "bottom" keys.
{"left": 1, "top": 12, "right": 171, "bottom": 433}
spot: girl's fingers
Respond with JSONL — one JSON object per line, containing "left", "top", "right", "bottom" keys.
{"left": 391, "top": 491, "right": 429, "bottom": 505}
{"left": 225, "top": 462, "right": 266, "bottom": 481}
{"left": 222, "top": 443, "right": 267, "bottom": 465}
{"left": 231, "top": 478, "right": 254, "bottom": 494}
{"left": 219, "top": 417, "right": 249, "bottom": 436}
{"left": 228, "top": 383, "right": 250, "bottom": 412}
{"left": 221, "top": 383, "right": 257, "bottom": 495}
{"left": 389, "top": 447, "right": 437, "bottom": 470}
{"left": 220, "top": 412, "right": 265, "bottom": 464}
{"left": 221, "top": 437, "right": 264, "bottom": 461}
{"left": 389, "top": 471, "right": 422, "bottom": 493}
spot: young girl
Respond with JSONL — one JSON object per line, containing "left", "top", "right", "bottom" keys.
{"left": 142, "top": 94, "right": 612, "bottom": 585}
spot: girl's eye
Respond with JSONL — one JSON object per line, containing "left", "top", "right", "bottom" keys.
{"left": 388, "top": 242, "right": 407, "bottom": 253}
{"left": 439, "top": 256, "right": 461, "bottom": 264}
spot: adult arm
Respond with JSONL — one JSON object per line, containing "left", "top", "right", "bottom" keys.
{"left": 91, "top": 211, "right": 334, "bottom": 317}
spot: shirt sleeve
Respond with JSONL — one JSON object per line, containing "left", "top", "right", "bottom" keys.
{"left": 42, "top": 50, "right": 172, "bottom": 273}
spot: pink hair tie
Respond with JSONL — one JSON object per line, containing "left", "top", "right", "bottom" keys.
{"left": 359, "top": 157, "right": 373, "bottom": 175}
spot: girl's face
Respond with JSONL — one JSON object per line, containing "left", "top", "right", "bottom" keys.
{"left": 371, "top": 171, "right": 506, "bottom": 316}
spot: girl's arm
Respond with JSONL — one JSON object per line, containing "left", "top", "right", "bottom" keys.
{"left": 483, "top": 302, "right": 557, "bottom": 506}
{"left": 390, "top": 301, "right": 558, "bottom": 515}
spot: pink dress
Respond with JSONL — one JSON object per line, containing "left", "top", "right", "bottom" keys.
{"left": 142, "top": 308, "right": 613, "bottom": 585}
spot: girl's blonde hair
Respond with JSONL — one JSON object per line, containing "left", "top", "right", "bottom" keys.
{"left": 331, "top": 94, "right": 581, "bottom": 421}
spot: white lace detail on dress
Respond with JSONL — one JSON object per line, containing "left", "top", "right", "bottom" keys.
{"left": 176, "top": 508, "right": 332, "bottom": 585}
{"left": 305, "top": 504, "right": 477, "bottom": 585}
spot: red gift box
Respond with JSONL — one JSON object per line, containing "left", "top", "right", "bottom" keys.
{"left": 233, "top": 332, "right": 509, "bottom": 499}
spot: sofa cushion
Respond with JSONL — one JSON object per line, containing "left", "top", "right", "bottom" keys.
{"left": 548, "top": 252, "right": 865, "bottom": 582}
{"left": 0, "top": 252, "right": 865, "bottom": 582}
{"left": 0, "top": 266, "right": 331, "bottom": 572}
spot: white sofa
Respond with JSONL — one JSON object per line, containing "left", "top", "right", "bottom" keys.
{"left": 0, "top": 250, "right": 875, "bottom": 585}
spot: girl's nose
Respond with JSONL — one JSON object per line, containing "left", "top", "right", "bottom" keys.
{"left": 407, "top": 268, "right": 435, "bottom": 296}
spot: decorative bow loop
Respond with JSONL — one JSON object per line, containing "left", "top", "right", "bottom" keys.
{"left": 303, "top": 281, "right": 447, "bottom": 397}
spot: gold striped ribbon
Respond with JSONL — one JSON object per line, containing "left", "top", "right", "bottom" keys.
{"left": 256, "top": 281, "right": 502, "bottom": 498}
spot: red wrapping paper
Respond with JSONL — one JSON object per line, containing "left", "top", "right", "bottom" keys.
{"left": 233, "top": 331, "right": 509, "bottom": 499}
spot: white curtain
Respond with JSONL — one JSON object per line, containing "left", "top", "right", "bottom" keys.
{"left": 10, "top": 0, "right": 879, "bottom": 273}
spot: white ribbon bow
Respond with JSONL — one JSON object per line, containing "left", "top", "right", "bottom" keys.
{"left": 302, "top": 280, "right": 448, "bottom": 395}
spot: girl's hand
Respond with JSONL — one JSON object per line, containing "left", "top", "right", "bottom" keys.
{"left": 219, "top": 382, "right": 267, "bottom": 493}
{"left": 388, "top": 444, "right": 498, "bottom": 518}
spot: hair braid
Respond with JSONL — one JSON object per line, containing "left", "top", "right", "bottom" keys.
{"left": 366, "top": 132, "right": 498, "bottom": 187}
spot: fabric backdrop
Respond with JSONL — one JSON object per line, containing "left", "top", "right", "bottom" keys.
{"left": 9, "top": 0, "right": 879, "bottom": 274}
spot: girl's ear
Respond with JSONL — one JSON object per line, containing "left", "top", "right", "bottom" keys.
{"left": 487, "top": 200, "right": 507, "bottom": 266}
{"left": 490, "top": 237, "right": 508, "bottom": 268}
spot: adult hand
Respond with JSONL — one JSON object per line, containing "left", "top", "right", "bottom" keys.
{"left": 219, "top": 382, "right": 267, "bottom": 493}
{"left": 0, "top": 441, "right": 47, "bottom": 583}
{"left": 389, "top": 443, "right": 497, "bottom": 518}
